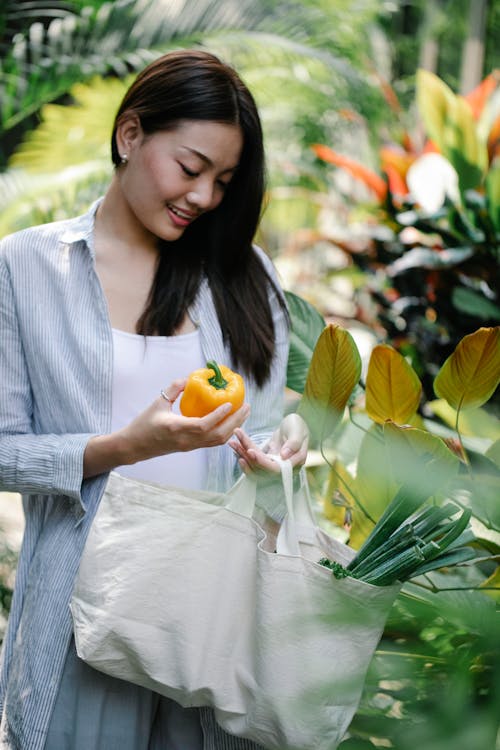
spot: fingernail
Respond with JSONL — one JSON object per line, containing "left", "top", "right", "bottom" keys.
{"left": 281, "top": 448, "right": 292, "bottom": 459}
{"left": 221, "top": 403, "right": 232, "bottom": 414}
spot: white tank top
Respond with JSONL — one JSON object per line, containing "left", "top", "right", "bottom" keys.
{"left": 110, "top": 327, "right": 209, "bottom": 490}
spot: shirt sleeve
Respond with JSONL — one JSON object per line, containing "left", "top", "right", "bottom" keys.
{"left": 0, "top": 252, "right": 93, "bottom": 502}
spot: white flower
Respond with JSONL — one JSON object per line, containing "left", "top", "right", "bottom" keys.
{"left": 406, "top": 153, "right": 460, "bottom": 214}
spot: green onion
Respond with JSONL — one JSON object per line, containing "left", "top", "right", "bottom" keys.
{"left": 347, "top": 482, "right": 433, "bottom": 571}
{"left": 319, "top": 495, "right": 475, "bottom": 587}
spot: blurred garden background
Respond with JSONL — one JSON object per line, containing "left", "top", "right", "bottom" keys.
{"left": 0, "top": 1, "right": 499, "bottom": 748}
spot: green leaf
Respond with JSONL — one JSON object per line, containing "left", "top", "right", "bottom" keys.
{"left": 452, "top": 287, "right": 500, "bottom": 319}
{"left": 457, "top": 472, "right": 500, "bottom": 531}
{"left": 349, "top": 426, "right": 397, "bottom": 549}
{"left": 8, "top": 76, "right": 127, "bottom": 171}
{"left": 480, "top": 566, "right": 500, "bottom": 601}
{"left": 416, "top": 69, "right": 488, "bottom": 192}
{"left": 428, "top": 399, "right": 500, "bottom": 441}
{"left": 485, "top": 157, "right": 500, "bottom": 232}
{"left": 434, "top": 327, "right": 500, "bottom": 410}
{"left": 486, "top": 439, "right": 500, "bottom": 468}
{"left": 383, "top": 421, "right": 460, "bottom": 499}
{"left": 298, "top": 324, "right": 361, "bottom": 443}
{"left": 365, "top": 345, "right": 422, "bottom": 425}
{"left": 285, "top": 290, "right": 326, "bottom": 394}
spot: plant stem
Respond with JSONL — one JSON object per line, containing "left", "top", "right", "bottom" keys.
{"left": 207, "top": 360, "right": 228, "bottom": 390}
{"left": 455, "top": 402, "right": 471, "bottom": 470}
{"left": 320, "top": 442, "right": 376, "bottom": 525}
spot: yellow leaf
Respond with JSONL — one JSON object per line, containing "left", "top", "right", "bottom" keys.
{"left": 448, "top": 94, "right": 488, "bottom": 172}
{"left": 416, "top": 69, "right": 454, "bottom": 148}
{"left": 480, "top": 566, "right": 500, "bottom": 601}
{"left": 434, "top": 327, "right": 500, "bottom": 411}
{"left": 365, "top": 345, "right": 422, "bottom": 425}
{"left": 416, "top": 69, "right": 487, "bottom": 190}
{"left": 298, "top": 324, "right": 361, "bottom": 443}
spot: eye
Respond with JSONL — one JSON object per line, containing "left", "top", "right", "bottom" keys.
{"left": 217, "top": 179, "right": 230, "bottom": 191}
{"left": 180, "top": 163, "right": 199, "bottom": 178}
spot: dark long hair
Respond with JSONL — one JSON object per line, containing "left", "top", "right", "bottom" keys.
{"left": 110, "top": 49, "right": 288, "bottom": 387}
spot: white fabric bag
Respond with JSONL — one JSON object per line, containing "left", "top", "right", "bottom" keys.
{"left": 71, "top": 461, "right": 399, "bottom": 750}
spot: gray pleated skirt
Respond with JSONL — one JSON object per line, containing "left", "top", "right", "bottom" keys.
{"left": 44, "top": 640, "right": 265, "bottom": 750}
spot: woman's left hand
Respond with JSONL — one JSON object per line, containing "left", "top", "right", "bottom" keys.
{"left": 229, "top": 413, "right": 309, "bottom": 477}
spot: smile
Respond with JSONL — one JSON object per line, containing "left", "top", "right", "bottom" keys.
{"left": 167, "top": 204, "right": 197, "bottom": 221}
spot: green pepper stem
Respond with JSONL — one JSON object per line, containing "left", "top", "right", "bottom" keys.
{"left": 207, "top": 360, "right": 228, "bottom": 390}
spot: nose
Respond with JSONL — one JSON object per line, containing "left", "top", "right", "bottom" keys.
{"left": 186, "top": 176, "right": 216, "bottom": 211}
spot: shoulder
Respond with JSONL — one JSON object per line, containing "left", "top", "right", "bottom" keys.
{"left": 251, "top": 243, "right": 272, "bottom": 267}
{"left": 0, "top": 202, "right": 99, "bottom": 266}
{"left": 251, "top": 244, "right": 282, "bottom": 284}
{"left": 1, "top": 218, "right": 75, "bottom": 262}
{"left": 251, "top": 243, "right": 287, "bottom": 307}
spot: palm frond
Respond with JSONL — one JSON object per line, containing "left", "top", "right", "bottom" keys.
{"left": 0, "top": 0, "right": 386, "bottom": 137}
{"left": 0, "top": 162, "right": 110, "bottom": 235}
{"left": 0, "top": 0, "right": 332, "bottom": 135}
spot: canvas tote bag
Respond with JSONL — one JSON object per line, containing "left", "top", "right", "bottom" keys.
{"left": 70, "top": 460, "right": 399, "bottom": 750}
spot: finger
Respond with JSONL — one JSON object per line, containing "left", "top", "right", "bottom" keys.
{"left": 280, "top": 434, "right": 308, "bottom": 460}
{"left": 265, "top": 427, "right": 281, "bottom": 456}
{"left": 230, "top": 431, "right": 266, "bottom": 467}
{"left": 228, "top": 439, "right": 246, "bottom": 460}
{"left": 238, "top": 457, "right": 251, "bottom": 474}
{"left": 244, "top": 449, "right": 281, "bottom": 474}
{"left": 286, "top": 442, "right": 309, "bottom": 468}
{"left": 232, "top": 428, "right": 258, "bottom": 452}
{"left": 279, "top": 414, "right": 309, "bottom": 459}
{"left": 280, "top": 413, "right": 309, "bottom": 442}
{"left": 200, "top": 402, "right": 250, "bottom": 430}
{"left": 159, "top": 379, "right": 186, "bottom": 408}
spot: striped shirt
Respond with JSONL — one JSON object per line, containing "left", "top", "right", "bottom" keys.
{"left": 0, "top": 200, "right": 289, "bottom": 749}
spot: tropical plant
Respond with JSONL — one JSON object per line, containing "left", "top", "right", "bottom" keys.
{"left": 292, "top": 322, "right": 500, "bottom": 748}
{"left": 0, "top": 0, "right": 393, "bottom": 239}
{"left": 311, "top": 69, "right": 500, "bottom": 410}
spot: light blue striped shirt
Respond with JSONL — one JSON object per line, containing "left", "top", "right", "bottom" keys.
{"left": 0, "top": 200, "right": 288, "bottom": 749}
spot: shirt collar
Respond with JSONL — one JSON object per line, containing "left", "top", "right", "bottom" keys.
{"left": 59, "top": 197, "right": 103, "bottom": 258}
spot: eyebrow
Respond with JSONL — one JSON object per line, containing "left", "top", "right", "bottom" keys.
{"left": 183, "top": 146, "right": 239, "bottom": 175}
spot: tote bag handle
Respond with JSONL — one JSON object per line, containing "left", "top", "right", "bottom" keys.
{"left": 225, "top": 456, "right": 317, "bottom": 556}
{"left": 225, "top": 472, "right": 258, "bottom": 517}
{"left": 270, "top": 456, "right": 318, "bottom": 557}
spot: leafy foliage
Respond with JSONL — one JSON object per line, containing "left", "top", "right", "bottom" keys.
{"left": 434, "top": 327, "right": 500, "bottom": 411}
{"left": 297, "top": 324, "right": 361, "bottom": 443}
{"left": 299, "top": 321, "right": 500, "bottom": 746}
{"left": 285, "top": 290, "right": 326, "bottom": 394}
{"left": 312, "top": 70, "right": 500, "bottom": 411}
{"left": 0, "top": 0, "right": 298, "bottom": 136}
{"left": 365, "top": 345, "right": 422, "bottom": 425}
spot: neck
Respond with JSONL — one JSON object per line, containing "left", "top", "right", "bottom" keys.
{"left": 95, "top": 177, "right": 158, "bottom": 259}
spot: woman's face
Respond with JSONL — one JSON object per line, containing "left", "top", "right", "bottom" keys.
{"left": 116, "top": 118, "right": 243, "bottom": 242}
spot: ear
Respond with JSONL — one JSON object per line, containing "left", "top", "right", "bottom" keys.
{"left": 115, "top": 111, "right": 143, "bottom": 157}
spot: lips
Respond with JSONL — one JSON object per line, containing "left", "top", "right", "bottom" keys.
{"left": 167, "top": 203, "right": 198, "bottom": 224}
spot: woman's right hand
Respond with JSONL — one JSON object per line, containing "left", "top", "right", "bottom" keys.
{"left": 83, "top": 379, "right": 250, "bottom": 478}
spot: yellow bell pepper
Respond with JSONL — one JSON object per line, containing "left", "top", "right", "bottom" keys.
{"left": 180, "top": 360, "right": 245, "bottom": 417}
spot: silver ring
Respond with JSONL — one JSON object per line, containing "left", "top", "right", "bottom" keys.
{"left": 160, "top": 389, "right": 173, "bottom": 404}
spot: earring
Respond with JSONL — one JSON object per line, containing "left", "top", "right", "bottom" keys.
{"left": 120, "top": 154, "right": 128, "bottom": 164}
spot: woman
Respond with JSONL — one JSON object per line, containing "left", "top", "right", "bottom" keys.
{"left": 0, "top": 49, "right": 308, "bottom": 749}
